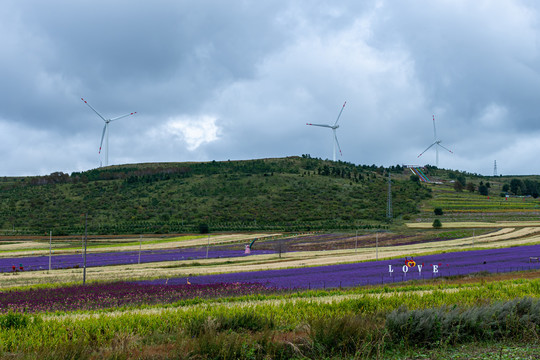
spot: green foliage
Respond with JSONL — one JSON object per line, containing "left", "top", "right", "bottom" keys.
{"left": 198, "top": 223, "right": 209, "bottom": 234}
{"left": 453, "top": 180, "right": 464, "bottom": 192}
{"left": 308, "top": 314, "right": 383, "bottom": 357}
{"left": 0, "top": 157, "right": 431, "bottom": 234}
{"left": 0, "top": 312, "right": 30, "bottom": 330}
{"left": 186, "top": 310, "right": 274, "bottom": 337}
{"left": 432, "top": 219, "right": 442, "bottom": 228}
{"left": 386, "top": 297, "right": 540, "bottom": 348}
{"left": 478, "top": 184, "right": 489, "bottom": 196}
{"left": 433, "top": 208, "right": 443, "bottom": 216}
{"left": 510, "top": 179, "right": 523, "bottom": 195}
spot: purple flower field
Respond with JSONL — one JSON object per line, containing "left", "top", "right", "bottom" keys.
{"left": 0, "top": 248, "right": 274, "bottom": 273}
{"left": 141, "top": 244, "right": 540, "bottom": 289}
{"left": 0, "top": 282, "right": 279, "bottom": 313}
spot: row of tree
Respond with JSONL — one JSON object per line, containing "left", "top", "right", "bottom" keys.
{"left": 502, "top": 179, "right": 540, "bottom": 198}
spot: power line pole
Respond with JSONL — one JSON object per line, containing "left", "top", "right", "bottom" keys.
{"left": 376, "top": 231, "right": 379, "bottom": 260}
{"left": 49, "top": 231, "right": 52, "bottom": 273}
{"left": 138, "top": 235, "right": 142, "bottom": 265}
{"left": 83, "top": 213, "right": 88, "bottom": 285}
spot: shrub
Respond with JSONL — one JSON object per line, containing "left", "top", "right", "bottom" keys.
{"left": 308, "top": 314, "right": 383, "bottom": 358}
{"left": 186, "top": 311, "right": 274, "bottom": 337}
{"left": 432, "top": 219, "right": 442, "bottom": 228}
{"left": 478, "top": 184, "right": 489, "bottom": 196}
{"left": 453, "top": 181, "right": 464, "bottom": 192}
{"left": 434, "top": 208, "right": 443, "bottom": 216}
{"left": 386, "top": 297, "right": 540, "bottom": 348}
{"left": 0, "top": 311, "right": 30, "bottom": 329}
{"left": 198, "top": 223, "right": 209, "bottom": 234}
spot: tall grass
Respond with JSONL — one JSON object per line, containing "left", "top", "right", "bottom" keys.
{"left": 1, "top": 277, "right": 540, "bottom": 358}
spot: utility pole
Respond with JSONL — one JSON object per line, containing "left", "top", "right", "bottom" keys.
{"left": 138, "top": 235, "right": 142, "bottom": 265}
{"left": 83, "top": 213, "right": 88, "bottom": 285}
{"left": 376, "top": 231, "right": 379, "bottom": 260}
{"left": 49, "top": 231, "right": 52, "bottom": 273}
{"left": 386, "top": 171, "right": 393, "bottom": 220}
{"left": 206, "top": 235, "right": 210, "bottom": 259}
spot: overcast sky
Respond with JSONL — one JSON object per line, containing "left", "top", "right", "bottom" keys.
{"left": 2, "top": 0, "right": 540, "bottom": 176}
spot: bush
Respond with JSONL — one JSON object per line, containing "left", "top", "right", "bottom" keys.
{"left": 434, "top": 208, "right": 443, "bottom": 216}
{"left": 386, "top": 297, "right": 540, "bottom": 348}
{"left": 432, "top": 219, "right": 442, "bottom": 228}
{"left": 308, "top": 314, "right": 383, "bottom": 358}
{"left": 186, "top": 311, "right": 274, "bottom": 337}
{"left": 198, "top": 223, "right": 209, "bottom": 234}
{"left": 478, "top": 184, "right": 489, "bottom": 196}
{"left": 0, "top": 311, "right": 30, "bottom": 329}
{"left": 453, "top": 181, "right": 464, "bottom": 192}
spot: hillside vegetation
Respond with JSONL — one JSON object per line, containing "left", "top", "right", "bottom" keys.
{"left": 0, "top": 156, "right": 430, "bottom": 235}
{"left": 415, "top": 166, "right": 540, "bottom": 224}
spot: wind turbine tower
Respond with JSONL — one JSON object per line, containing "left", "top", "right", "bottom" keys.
{"left": 81, "top": 98, "right": 136, "bottom": 167}
{"left": 417, "top": 115, "right": 453, "bottom": 168}
{"left": 306, "top": 101, "right": 346, "bottom": 161}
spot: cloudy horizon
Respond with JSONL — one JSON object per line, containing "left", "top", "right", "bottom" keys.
{"left": 2, "top": 1, "right": 540, "bottom": 177}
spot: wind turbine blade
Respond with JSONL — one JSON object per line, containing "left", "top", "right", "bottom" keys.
{"left": 81, "top": 98, "right": 106, "bottom": 121}
{"left": 110, "top": 112, "right": 137, "bottom": 121}
{"left": 432, "top": 115, "right": 437, "bottom": 140}
{"left": 306, "top": 123, "right": 332, "bottom": 128}
{"left": 334, "top": 131, "right": 342, "bottom": 156}
{"left": 418, "top": 142, "right": 437, "bottom": 158}
{"left": 99, "top": 124, "right": 106, "bottom": 154}
{"left": 437, "top": 143, "right": 453, "bottom": 154}
{"left": 333, "top": 101, "right": 347, "bottom": 126}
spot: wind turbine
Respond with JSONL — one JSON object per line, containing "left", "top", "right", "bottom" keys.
{"left": 306, "top": 101, "right": 346, "bottom": 161}
{"left": 81, "top": 98, "right": 136, "bottom": 167}
{"left": 417, "top": 115, "right": 453, "bottom": 168}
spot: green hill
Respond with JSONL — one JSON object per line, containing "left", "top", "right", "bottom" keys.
{"left": 0, "top": 156, "right": 431, "bottom": 235}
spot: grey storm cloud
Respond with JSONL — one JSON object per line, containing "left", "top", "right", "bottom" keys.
{"left": 1, "top": 0, "right": 540, "bottom": 176}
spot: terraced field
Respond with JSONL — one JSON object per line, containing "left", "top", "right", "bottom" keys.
{"left": 417, "top": 183, "right": 540, "bottom": 222}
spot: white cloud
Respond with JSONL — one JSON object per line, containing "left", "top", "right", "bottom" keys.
{"left": 159, "top": 115, "right": 220, "bottom": 151}
{"left": 478, "top": 103, "right": 509, "bottom": 128}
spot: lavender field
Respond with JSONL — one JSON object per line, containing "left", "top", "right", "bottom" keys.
{"left": 142, "top": 244, "right": 540, "bottom": 289}
{"left": 0, "top": 282, "right": 279, "bottom": 313}
{"left": 0, "top": 248, "right": 274, "bottom": 272}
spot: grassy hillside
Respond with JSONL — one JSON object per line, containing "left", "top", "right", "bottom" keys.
{"left": 0, "top": 156, "right": 430, "bottom": 235}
